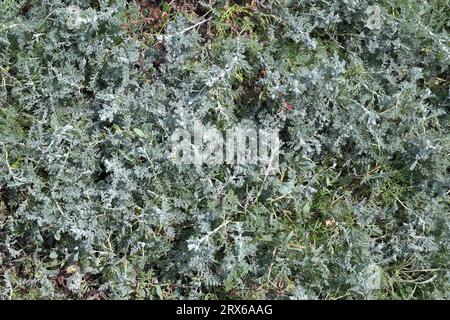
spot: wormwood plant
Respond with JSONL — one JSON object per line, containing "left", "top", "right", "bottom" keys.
{"left": 0, "top": 0, "right": 448, "bottom": 299}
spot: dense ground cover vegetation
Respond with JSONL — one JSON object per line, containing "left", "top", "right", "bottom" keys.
{"left": 0, "top": 0, "right": 449, "bottom": 299}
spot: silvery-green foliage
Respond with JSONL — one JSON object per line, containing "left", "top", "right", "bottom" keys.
{"left": 0, "top": 0, "right": 448, "bottom": 299}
